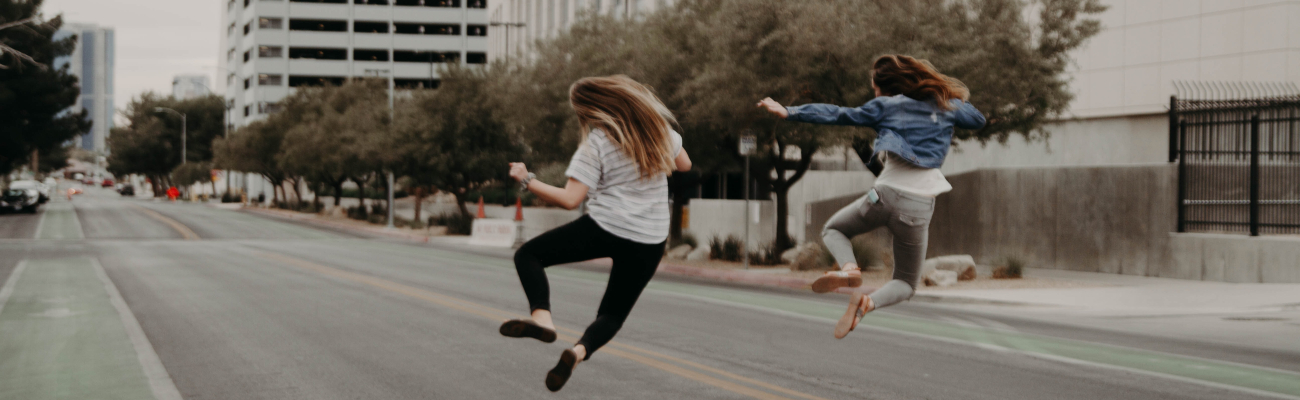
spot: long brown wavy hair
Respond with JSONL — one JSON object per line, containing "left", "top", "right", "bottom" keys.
{"left": 570, "top": 75, "right": 677, "bottom": 180}
{"left": 872, "top": 55, "right": 969, "bottom": 111}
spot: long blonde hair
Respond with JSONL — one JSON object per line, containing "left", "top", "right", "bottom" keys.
{"left": 570, "top": 75, "right": 677, "bottom": 180}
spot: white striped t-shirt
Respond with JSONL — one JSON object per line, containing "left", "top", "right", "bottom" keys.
{"left": 565, "top": 128, "right": 682, "bottom": 244}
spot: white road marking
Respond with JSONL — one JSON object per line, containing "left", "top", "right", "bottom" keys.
{"left": 90, "top": 258, "right": 183, "bottom": 400}
{"left": 0, "top": 260, "right": 28, "bottom": 318}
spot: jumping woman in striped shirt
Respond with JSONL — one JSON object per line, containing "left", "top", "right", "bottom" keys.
{"left": 500, "top": 75, "right": 692, "bottom": 392}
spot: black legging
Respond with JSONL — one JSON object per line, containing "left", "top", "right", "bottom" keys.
{"left": 513, "top": 215, "right": 664, "bottom": 360}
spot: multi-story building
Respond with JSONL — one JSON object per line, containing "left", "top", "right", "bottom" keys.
{"left": 54, "top": 23, "right": 115, "bottom": 153}
{"left": 173, "top": 75, "right": 212, "bottom": 100}
{"left": 218, "top": 0, "right": 490, "bottom": 128}
{"left": 487, "top": 0, "right": 674, "bottom": 62}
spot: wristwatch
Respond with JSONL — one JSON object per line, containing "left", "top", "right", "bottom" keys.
{"left": 520, "top": 172, "right": 536, "bottom": 191}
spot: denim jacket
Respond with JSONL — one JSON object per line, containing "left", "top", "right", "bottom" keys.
{"left": 785, "top": 95, "right": 986, "bottom": 174}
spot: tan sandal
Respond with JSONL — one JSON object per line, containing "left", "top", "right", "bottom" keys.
{"left": 834, "top": 293, "right": 873, "bottom": 339}
{"left": 811, "top": 269, "right": 863, "bottom": 293}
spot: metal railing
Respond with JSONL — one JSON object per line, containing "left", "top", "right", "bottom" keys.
{"left": 1170, "top": 81, "right": 1300, "bottom": 236}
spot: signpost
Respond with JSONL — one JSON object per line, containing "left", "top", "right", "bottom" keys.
{"left": 739, "top": 134, "right": 756, "bottom": 269}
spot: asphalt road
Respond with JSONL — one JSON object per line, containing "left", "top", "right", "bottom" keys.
{"left": 1, "top": 187, "right": 1296, "bottom": 400}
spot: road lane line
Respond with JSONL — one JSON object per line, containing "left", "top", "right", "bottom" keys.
{"left": 256, "top": 251, "right": 827, "bottom": 400}
{"left": 132, "top": 205, "right": 200, "bottom": 240}
{"left": 32, "top": 205, "right": 47, "bottom": 239}
{"left": 0, "top": 260, "right": 27, "bottom": 318}
{"left": 90, "top": 258, "right": 184, "bottom": 400}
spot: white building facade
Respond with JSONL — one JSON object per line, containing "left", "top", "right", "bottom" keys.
{"left": 218, "top": 0, "right": 489, "bottom": 128}
{"left": 172, "top": 75, "right": 212, "bottom": 100}
{"left": 943, "top": 0, "right": 1300, "bottom": 174}
{"left": 487, "top": 0, "right": 674, "bottom": 62}
{"left": 54, "top": 23, "right": 115, "bottom": 153}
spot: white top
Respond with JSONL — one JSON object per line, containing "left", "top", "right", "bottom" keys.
{"left": 873, "top": 152, "right": 951, "bottom": 197}
{"left": 565, "top": 129, "right": 683, "bottom": 244}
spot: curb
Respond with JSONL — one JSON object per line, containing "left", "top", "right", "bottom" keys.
{"left": 241, "top": 207, "right": 434, "bottom": 243}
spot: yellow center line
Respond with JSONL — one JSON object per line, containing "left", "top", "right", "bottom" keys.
{"left": 132, "top": 205, "right": 201, "bottom": 240}
{"left": 256, "top": 251, "right": 829, "bottom": 400}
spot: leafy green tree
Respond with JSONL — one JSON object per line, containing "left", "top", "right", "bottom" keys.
{"left": 278, "top": 80, "right": 388, "bottom": 208}
{"left": 402, "top": 65, "right": 520, "bottom": 216}
{"left": 171, "top": 161, "right": 214, "bottom": 196}
{"left": 0, "top": 1, "right": 89, "bottom": 176}
{"left": 213, "top": 120, "right": 288, "bottom": 203}
{"left": 107, "top": 93, "right": 226, "bottom": 195}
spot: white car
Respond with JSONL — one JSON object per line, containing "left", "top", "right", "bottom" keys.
{"left": 9, "top": 180, "right": 49, "bottom": 204}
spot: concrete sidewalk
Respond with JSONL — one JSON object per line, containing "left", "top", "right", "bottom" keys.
{"left": 917, "top": 267, "right": 1300, "bottom": 317}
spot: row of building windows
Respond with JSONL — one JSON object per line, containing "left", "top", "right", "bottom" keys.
{"left": 233, "top": 17, "right": 486, "bottom": 36}
{"left": 236, "top": 74, "right": 442, "bottom": 91}
{"left": 231, "top": 0, "right": 486, "bottom": 9}
{"left": 235, "top": 45, "right": 485, "bottom": 63}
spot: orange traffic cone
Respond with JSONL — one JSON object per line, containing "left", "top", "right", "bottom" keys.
{"left": 476, "top": 196, "right": 486, "bottom": 218}
{"left": 514, "top": 198, "right": 524, "bottom": 222}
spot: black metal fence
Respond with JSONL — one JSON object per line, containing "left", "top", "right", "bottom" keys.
{"left": 1170, "top": 82, "right": 1300, "bottom": 236}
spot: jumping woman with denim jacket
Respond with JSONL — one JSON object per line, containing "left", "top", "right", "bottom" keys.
{"left": 758, "top": 55, "right": 986, "bottom": 338}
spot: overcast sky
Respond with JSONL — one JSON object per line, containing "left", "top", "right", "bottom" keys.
{"left": 42, "top": 0, "right": 221, "bottom": 124}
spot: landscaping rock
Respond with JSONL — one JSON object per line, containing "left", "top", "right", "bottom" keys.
{"left": 921, "top": 255, "right": 977, "bottom": 281}
{"left": 686, "top": 246, "right": 711, "bottom": 261}
{"left": 666, "top": 244, "right": 694, "bottom": 260}
{"left": 923, "top": 269, "right": 958, "bottom": 287}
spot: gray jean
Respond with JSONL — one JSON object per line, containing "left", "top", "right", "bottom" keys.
{"left": 822, "top": 185, "right": 935, "bottom": 309}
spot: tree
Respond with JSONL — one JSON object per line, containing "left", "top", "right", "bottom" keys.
{"left": 171, "top": 161, "right": 214, "bottom": 196}
{"left": 0, "top": 2, "right": 89, "bottom": 176}
{"left": 278, "top": 80, "right": 388, "bottom": 209}
{"left": 107, "top": 93, "right": 226, "bottom": 195}
{"left": 213, "top": 120, "right": 287, "bottom": 203}
{"left": 403, "top": 65, "right": 520, "bottom": 216}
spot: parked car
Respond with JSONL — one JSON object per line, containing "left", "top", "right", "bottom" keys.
{"left": 118, "top": 185, "right": 135, "bottom": 196}
{"left": 101, "top": 178, "right": 114, "bottom": 188}
{"left": 8, "top": 180, "right": 49, "bottom": 204}
{"left": 1, "top": 188, "right": 40, "bottom": 213}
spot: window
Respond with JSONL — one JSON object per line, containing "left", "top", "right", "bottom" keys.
{"left": 395, "top": 79, "right": 439, "bottom": 89}
{"left": 227, "top": 48, "right": 236, "bottom": 61}
{"left": 245, "top": 0, "right": 251, "bottom": 7}
{"left": 244, "top": 78, "right": 251, "bottom": 89}
{"left": 259, "top": 18, "right": 283, "bottom": 29}
{"left": 290, "top": 0, "right": 347, "bottom": 3}
{"left": 288, "top": 47, "right": 347, "bottom": 60}
{"left": 466, "top": 24, "right": 486, "bottom": 36}
{"left": 395, "top": 0, "right": 460, "bottom": 6}
{"left": 259, "top": 102, "right": 283, "bottom": 114}
{"left": 244, "top": 22, "right": 251, "bottom": 35}
{"left": 353, "top": 21, "right": 389, "bottom": 33}
{"left": 468, "top": 0, "right": 485, "bottom": 8}
{"left": 228, "top": 0, "right": 236, "bottom": 11}
{"left": 353, "top": 49, "right": 389, "bottom": 61}
{"left": 227, "top": 23, "right": 236, "bottom": 36}
{"left": 244, "top": 105, "right": 250, "bottom": 117}
{"left": 289, "top": 76, "right": 346, "bottom": 87}
{"left": 289, "top": 19, "right": 348, "bottom": 32}
{"left": 393, "top": 50, "right": 458, "bottom": 63}
{"left": 258, "top": 74, "right": 283, "bottom": 86}
{"left": 243, "top": 50, "right": 251, "bottom": 62}
{"left": 354, "top": 0, "right": 389, "bottom": 4}
{"left": 466, "top": 52, "right": 486, "bottom": 64}
{"left": 394, "top": 23, "right": 459, "bottom": 35}
{"left": 258, "top": 45, "right": 283, "bottom": 58}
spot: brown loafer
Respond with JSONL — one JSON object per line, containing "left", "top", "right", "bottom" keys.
{"left": 834, "top": 293, "right": 873, "bottom": 339}
{"left": 499, "top": 319, "right": 557, "bottom": 343}
{"left": 545, "top": 348, "right": 580, "bottom": 392}
{"left": 811, "top": 269, "right": 863, "bottom": 293}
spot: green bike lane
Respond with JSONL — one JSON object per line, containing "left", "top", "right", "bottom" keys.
{"left": 0, "top": 199, "right": 181, "bottom": 400}
{"left": 352, "top": 240, "right": 1300, "bottom": 400}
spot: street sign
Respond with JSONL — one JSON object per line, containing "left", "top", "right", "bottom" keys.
{"left": 739, "top": 135, "right": 756, "bottom": 156}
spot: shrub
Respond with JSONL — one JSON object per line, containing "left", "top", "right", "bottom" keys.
{"left": 430, "top": 212, "right": 474, "bottom": 235}
{"left": 347, "top": 205, "right": 368, "bottom": 220}
{"left": 709, "top": 235, "right": 744, "bottom": 262}
{"left": 670, "top": 233, "right": 698, "bottom": 249}
{"left": 747, "top": 244, "right": 784, "bottom": 266}
{"left": 367, "top": 213, "right": 386, "bottom": 225}
{"left": 792, "top": 243, "right": 837, "bottom": 271}
{"left": 408, "top": 219, "right": 426, "bottom": 229}
{"left": 993, "top": 255, "right": 1025, "bottom": 279}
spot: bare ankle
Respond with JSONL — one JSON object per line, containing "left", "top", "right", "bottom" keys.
{"left": 572, "top": 345, "right": 587, "bottom": 361}
{"left": 841, "top": 263, "right": 860, "bottom": 271}
{"left": 531, "top": 309, "right": 554, "bottom": 329}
